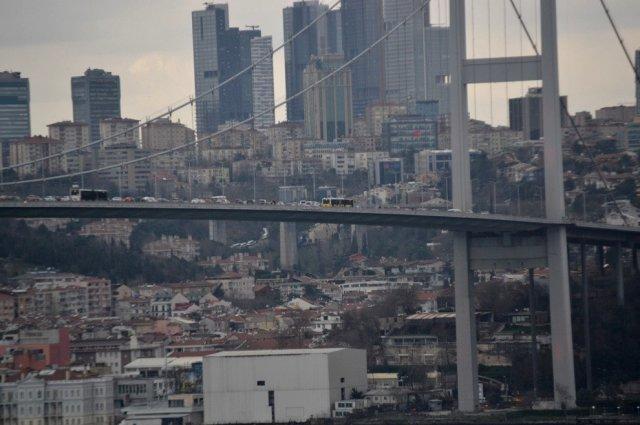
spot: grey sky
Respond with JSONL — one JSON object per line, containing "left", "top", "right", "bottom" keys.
{"left": 1, "top": 0, "right": 639, "bottom": 135}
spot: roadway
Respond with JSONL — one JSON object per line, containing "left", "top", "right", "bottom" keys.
{"left": 0, "top": 202, "right": 638, "bottom": 246}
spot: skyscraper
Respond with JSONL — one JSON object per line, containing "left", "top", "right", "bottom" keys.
{"left": 341, "top": 0, "right": 385, "bottom": 117}
{"left": 635, "top": 49, "right": 639, "bottom": 116}
{"left": 0, "top": 71, "right": 31, "bottom": 166}
{"left": 303, "top": 55, "right": 353, "bottom": 142}
{"left": 251, "top": 36, "right": 275, "bottom": 129}
{"left": 383, "top": 0, "right": 429, "bottom": 105}
{"left": 192, "top": 3, "right": 229, "bottom": 136}
{"left": 422, "top": 26, "right": 450, "bottom": 116}
{"left": 283, "top": 1, "right": 342, "bottom": 122}
{"left": 71, "top": 69, "right": 121, "bottom": 144}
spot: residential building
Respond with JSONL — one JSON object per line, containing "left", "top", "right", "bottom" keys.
{"left": 414, "top": 149, "right": 482, "bottom": 177}
{"left": 47, "top": 121, "right": 90, "bottom": 174}
{"left": 595, "top": 105, "right": 636, "bottom": 123}
{"left": 0, "top": 328, "right": 71, "bottom": 370}
{"left": 207, "top": 275, "right": 256, "bottom": 300}
{"left": 0, "top": 373, "right": 114, "bottom": 425}
{"left": 71, "top": 68, "right": 121, "bottom": 143}
{"left": 251, "top": 36, "right": 275, "bottom": 129}
{"left": 381, "top": 115, "right": 438, "bottom": 154}
{"left": 383, "top": 0, "right": 429, "bottom": 105}
{"left": 99, "top": 117, "right": 140, "bottom": 148}
{"left": 341, "top": 0, "right": 385, "bottom": 116}
{"left": 626, "top": 120, "right": 640, "bottom": 151}
{"left": 203, "top": 348, "right": 367, "bottom": 424}
{"left": 79, "top": 219, "right": 136, "bottom": 248}
{"left": 142, "top": 235, "right": 200, "bottom": 261}
{"left": 0, "top": 71, "right": 30, "bottom": 166}
{"left": 381, "top": 334, "right": 443, "bottom": 366}
{"left": 9, "top": 136, "right": 66, "bottom": 178}
{"left": 303, "top": 55, "right": 353, "bottom": 142}
{"left": 283, "top": 1, "right": 342, "bottom": 122}
{"left": 95, "top": 146, "right": 152, "bottom": 195}
{"left": 182, "top": 166, "right": 230, "bottom": 186}
{"left": 141, "top": 118, "right": 195, "bottom": 151}
{"left": 508, "top": 87, "right": 568, "bottom": 140}
{"left": 0, "top": 291, "right": 15, "bottom": 322}
{"left": 192, "top": 3, "right": 229, "bottom": 135}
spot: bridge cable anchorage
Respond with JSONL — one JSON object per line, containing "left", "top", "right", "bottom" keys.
{"left": 599, "top": 0, "right": 640, "bottom": 84}
{"left": 0, "top": 0, "right": 433, "bottom": 188}
{"left": 0, "top": 0, "right": 342, "bottom": 175}
{"left": 508, "top": 0, "right": 630, "bottom": 227}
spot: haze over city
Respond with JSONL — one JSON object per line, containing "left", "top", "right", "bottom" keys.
{"left": 1, "top": 0, "right": 640, "bottom": 424}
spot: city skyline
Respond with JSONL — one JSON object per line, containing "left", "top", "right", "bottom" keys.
{"left": 0, "top": 0, "right": 639, "bottom": 136}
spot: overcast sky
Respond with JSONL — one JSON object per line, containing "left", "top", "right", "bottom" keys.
{"left": 1, "top": 0, "right": 639, "bottom": 135}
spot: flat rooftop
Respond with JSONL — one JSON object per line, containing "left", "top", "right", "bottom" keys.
{"left": 207, "top": 348, "right": 346, "bottom": 358}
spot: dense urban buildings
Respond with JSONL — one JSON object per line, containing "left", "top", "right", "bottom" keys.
{"left": 283, "top": 1, "right": 343, "bottom": 122}
{"left": 508, "top": 87, "right": 568, "bottom": 140}
{"left": 141, "top": 118, "right": 195, "bottom": 151}
{"left": 9, "top": 136, "right": 65, "bottom": 178}
{"left": 47, "top": 121, "right": 90, "bottom": 174}
{"left": 71, "top": 69, "right": 121, "bottom": 143}
{"left": 0, "top": 71, "right": 30, "bottom": 166}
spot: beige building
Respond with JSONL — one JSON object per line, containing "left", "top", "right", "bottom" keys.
{"left": 10, "top": 136, "right": 66, "bottom": 178}
{"left": 47, "top": 121, "right": 91, "bottom": 173}
{"left": 141, "top": 118, "right": 195, "bottom": 151}
{"left": 0, "top": 291, "right": 15, "bottom": 322}
{"left": 79, "top": 219, "right": 136, "bottom": 248}
{"left": 99, "top": 117, "right": 140, "bottom": 148}
{"left": 143, "top": 235, "right": 200, "bottom": 261}
{"left": 95, "top": 146, "right": 152, "bottom": 195}
{"left": 365, "top": 103, "right": 407, "bottom": 136}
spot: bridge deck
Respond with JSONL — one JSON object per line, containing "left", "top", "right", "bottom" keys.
{"left": 0, "top": 202, "right": 637, "bottom": 246}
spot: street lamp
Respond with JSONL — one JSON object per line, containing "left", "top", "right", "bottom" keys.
{"left": 591, "top": 405, "right": 596, "bottom": 416}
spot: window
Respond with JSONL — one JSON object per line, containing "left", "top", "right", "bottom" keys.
{"left": 340, "top": 377, "right": 345, "bottom": 383}
{"left": 256, "top": 381, "right": 265, "bottom": 386}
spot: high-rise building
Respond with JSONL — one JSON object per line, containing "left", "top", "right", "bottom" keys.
{"left": 422, "top": 26, "right": 450, "bottom": 117}
{"left": 381, "top": 114, "right": 438, "bottom": 155}
{"left": 251, "top": 36, "right": 275, "bottom": 129}
{"left": 635, "top": 49, "right": 639, "bottom": 116}
{"left": 0, "top": 71, "right": 30, "bottom": 166}
{"left": 99, "top": 117, "right": 140, "bottom": 148}
{"left": 341, "top": 0, "right": 385, "bottom": 116}
{"left": 509, "top": 87, "right": 568, "bottom": 140}
{"left": 141, "top": 118, "right": 195, "bottom": 151}
{"left": 303, "top": 55, "right": 353, "bottom": 142}
{"left": 9, "top": 136, "right": 66, "bottom": 178}
{"left": 48, "top": 121, "right": 90, "bottom": 174}
{"left": 283, "top": 1, "right": 342, "bottom": 122}
{"left": 383, "top": 0, "right": 429, "bottom": 105}
{"left": 192, "top": 3, "right": 229, "bottom": 135}
{"left": 71, "top": 69, "right": 121, "bottom": 143}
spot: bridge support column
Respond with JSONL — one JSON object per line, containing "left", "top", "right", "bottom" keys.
{"left": 209, "top": 220, "right": 227, "bottom": 244}
{"left": 454, "top": 232, "right": 478, "bottom": 412}
{"left": 279, "top": 222, "right": 298, "bottom": 271}
{"left": 547, "top": 227, "right": 577, "bottom": 408}
{"left": 615, "top": 242, "right": 624, "bottom": 307}
{"left": 581, "top": 243, "right": 593, "bottom": 391}
{"left": 351, "top": 225, "right": 367, "bottom": 253}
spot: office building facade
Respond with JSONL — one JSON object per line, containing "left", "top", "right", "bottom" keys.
{"left": 251, "top": 36, "right": 275, "bottom": 129}
{"left": 0, "top": 71, "right": 31, "bottom": 166}
{"left": 509, "top": 87, "right": 568, "bottom": 140}
{"left": 303, "top": 55, "right": 353, "bottom": 142}
{"left": 381, "top": 115, "right": 438, "bottom": 155}
{"left": 283, "top": 1, "right": 342, "bottom": 122}
{"left": 71, "top": 69, "right": 121, "bottom": 143}
{"left": 341, "top": 0, "right": 385, "bottom": 116}
{"left": 192, "top": 4, "right": 229, "bottom": 136}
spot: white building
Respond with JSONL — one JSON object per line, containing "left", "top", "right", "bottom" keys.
{"left": 203, "top": 348, "right": 367, "bottom": 424}
{"left": 251, "top": 36, "right": 275, "bottom": 129}
{"left": 0, "top": 373, "right": 114, "bottom": 425}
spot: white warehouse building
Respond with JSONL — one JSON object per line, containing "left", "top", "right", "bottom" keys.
{"left": 203, "top": 348, "right": 367, "bottom": 424}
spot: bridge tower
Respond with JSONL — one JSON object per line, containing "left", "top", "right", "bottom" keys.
{"left": 448, "top": 0, "right": 576, "bottom": 411}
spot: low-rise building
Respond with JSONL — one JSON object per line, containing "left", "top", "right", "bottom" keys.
{"left": 79, "top": 219, "right": 136, "bottom": 248}
{"left": 203, "top": 348, "right": 367, "bottom": 424}
{"left": 143, "top": 235, "right": 200, "bottom": 261}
